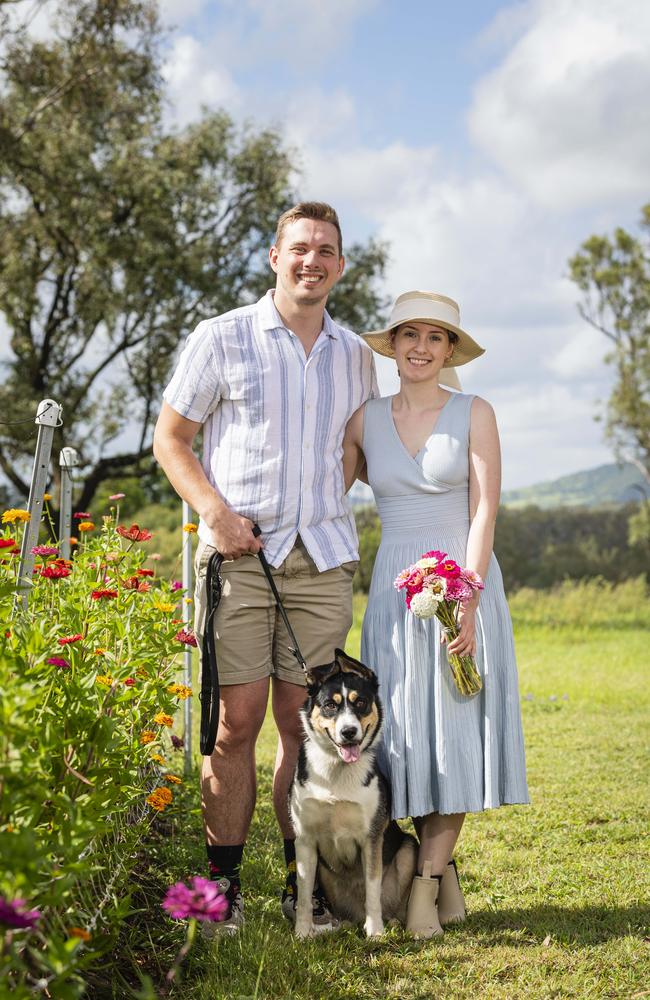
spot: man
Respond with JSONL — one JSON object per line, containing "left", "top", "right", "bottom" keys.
{"left": 153, "top": 202, "right": 378, "bottom": 933}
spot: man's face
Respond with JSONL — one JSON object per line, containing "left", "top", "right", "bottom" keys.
{"left": 269, "top": 218, "right": 345, "bottom": 308}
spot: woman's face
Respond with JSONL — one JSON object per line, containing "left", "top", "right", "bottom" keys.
{"left": 391, "top": 322, "right": 454, "bottom": 382}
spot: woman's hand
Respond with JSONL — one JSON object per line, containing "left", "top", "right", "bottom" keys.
{"left": 443, "top": 598, "right": 478, "bottom": 658}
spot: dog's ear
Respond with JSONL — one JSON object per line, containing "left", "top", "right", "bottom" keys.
{"left": 305, "top": 660, "right": 339, "bottom": 695}
{"left": 334, "top": 648, "right": 378, "bottom": 688}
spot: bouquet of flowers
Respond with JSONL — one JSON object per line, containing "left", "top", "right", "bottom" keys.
{"left": 394, "top": 550, "right": 484, "bottom": 697}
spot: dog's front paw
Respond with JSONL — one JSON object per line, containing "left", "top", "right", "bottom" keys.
{"left": 364, "top": 915, "right": 384, "bottom": 938}
{"left": 295, "top": 918, "right": 314, "bottom": 939}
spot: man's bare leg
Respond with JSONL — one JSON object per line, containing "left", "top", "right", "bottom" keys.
{"left": 271, "top": 676, "right": 307, "bottom": 837}
{"left": 202, "top": 677, "right": 270, "bottom": 844}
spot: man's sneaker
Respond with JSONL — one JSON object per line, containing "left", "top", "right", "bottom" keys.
{"left": 202, "top": 876, "right": 244, "bottom": 938}
{"left": 281, "top": 873, "right": 340, "bottom": 933}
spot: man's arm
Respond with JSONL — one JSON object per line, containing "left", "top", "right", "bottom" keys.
{"left": 152, "top": 401, "right": 261, "bottom": 559}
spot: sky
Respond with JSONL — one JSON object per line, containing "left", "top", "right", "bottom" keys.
{"left": 5, "top": 0, "right": 650, "bottom": 490}
{"left": 161, "top": 0, "right": 650, "bottom": 489}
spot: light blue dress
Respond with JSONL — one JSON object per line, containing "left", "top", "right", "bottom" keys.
{"left": 360, "top": 393, "right": 529, "bottom": 818}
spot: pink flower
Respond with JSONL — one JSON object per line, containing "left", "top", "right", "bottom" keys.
{"left": 73, "top": 512, "right": 92, "bottom": 520}
{"left": 445, "top": 577, "right": 473, "bottom": 602}
{"left": 58, "top": 634, "right": 83, "bottom": 646}
{"left": 175, "top": 628, "right": 197, "bottom": 647}
{"left": 109, "top": 493, "right": 125, "bottom": 500}
{"left": 124, "top": 677, "right": 136, "bottom": 687}
{"left": 436, "top": 559, "right": 461, "bottom": 580}
{"left": 162, "top": 877, "right": 229, "bottom": 922}
{"left": 171, "top": 580, "right": 183, "bottom": 592}
{"left": 393, "top": 565, "right": 417, "bottom": 590}
{"left": 461, "top": 569, "right": 484, "bottom": 591}
{"left": 0, "top": 896, "right": 41, "bottom": 929}
{"left": 47, "top": 656, "right": 70, "bottom": 668}
{"left": 171, "top": 734, "right": 184, "bottom": 750}
{"left": 31, "top": 545, "right": 59, "bottom": 557}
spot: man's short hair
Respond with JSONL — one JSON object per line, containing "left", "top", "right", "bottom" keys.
{"left": 274, "top": 202, "right": 343, "bottom": 257}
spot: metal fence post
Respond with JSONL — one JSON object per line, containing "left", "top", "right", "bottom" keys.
{"left": 15, "top": 399, "right": 63, "bottom": 609}
{"left": 182, "top": 500, "right": 194, "bottom": 774}
{"left": 59, "top": 447, "right": 80, "bottom": 560}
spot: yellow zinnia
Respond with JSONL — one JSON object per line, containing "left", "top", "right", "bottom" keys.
{"left": 183, "top": 523, "right": 198, "bottom": 533}
{"left": 167, "top": 683, "right": 192, "bottom": 700}
{"left": 152, "top": 601, "right": 175, "bottom": 613}
{"left": 2, "top": 509, "right": 30, "bottom": 524}
{"left": 154, "top": 712, "right": 174, "bottom": 728}
{"left": 164, "top": 774, "right": 182, "bottom": 784}
{"left": 78, "top": 521, "right": 95, "bottom": 532}
{"left": 140, "top": 730, "right": 157, "bottom": 745}
{"left": 96, "top": 674, "right": 114, "bottom": 687}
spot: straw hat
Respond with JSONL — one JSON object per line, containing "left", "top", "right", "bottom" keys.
{"left": 362, "top": 291, "right": 485, "bottom": 375}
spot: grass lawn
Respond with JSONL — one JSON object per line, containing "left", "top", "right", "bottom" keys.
{"left": 154, "top": 583, "right": 649, "bottom": 999}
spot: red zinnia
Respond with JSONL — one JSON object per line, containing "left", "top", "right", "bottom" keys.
{"left": 91, "top": 589, "right": 118, "bottom": 600}
{"left": 175, "top": 628, "right": 198, "bottom": 647}
{"left": 0, "top": 538, "right": 15, "bottom": 549}
{"left": 73, "top": 512, "right": 92, "bottom": 520}
{"left": 136, "top": 568, "right": 155, "bottom": 577}
{"left": 58, "top": 634, "right": 83, "bottom": 645}
{"left": 116, "top": 524, "right": 153, "bottom": 542}
{"left": 41, "top": 564, "right": 71, "bottom": 579}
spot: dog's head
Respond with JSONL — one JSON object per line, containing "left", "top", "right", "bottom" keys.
{"left": 301, "top": 649, "right": 382, "bottom": 765}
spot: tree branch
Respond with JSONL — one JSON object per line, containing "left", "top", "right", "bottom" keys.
{"left": 0, "top": 442, "right": 29, "bottom": 497}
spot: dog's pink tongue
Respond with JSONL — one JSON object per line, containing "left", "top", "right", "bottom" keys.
{"left": 340, "top": 744, "right": 360, "bottom": 764}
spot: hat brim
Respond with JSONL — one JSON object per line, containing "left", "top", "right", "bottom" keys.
{"left": 362, "top": 317, "right": 484, "bottom": 367}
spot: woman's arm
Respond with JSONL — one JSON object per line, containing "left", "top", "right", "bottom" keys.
{"left": 342, "top": 405, "right": 367, "bottom": 492}
{"left": 446, "top": 397, "right": 501, "bottom": 658}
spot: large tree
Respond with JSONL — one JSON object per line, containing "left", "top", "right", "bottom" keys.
{"left": 0, "top": 0, "right": 388, "bottom": 511}
{"left": 569, "top": 204, "right": 650, "bottom": 484}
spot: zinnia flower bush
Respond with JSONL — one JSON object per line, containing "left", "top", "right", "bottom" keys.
{"left": 395, "top": 550, "right": 484, "bottom": 696}
{"left": 0, "top": 506, "right": 194, "bottom": 995}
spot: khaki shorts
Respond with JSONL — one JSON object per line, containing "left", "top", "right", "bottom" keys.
{"left": 194, "top": 536, "right": 357, "bottom": 686}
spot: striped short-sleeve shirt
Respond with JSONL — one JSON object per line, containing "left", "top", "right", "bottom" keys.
{"left": 163, "top": 290, "right": 378, "bottom": 570}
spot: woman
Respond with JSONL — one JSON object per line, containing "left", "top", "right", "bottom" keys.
{"left": 343, "top": 291, "right": 529, "bottom": 938}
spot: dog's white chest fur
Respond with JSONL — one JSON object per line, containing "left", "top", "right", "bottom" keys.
{"left": 293, "top": 766, "right": 379, "bottom": 869}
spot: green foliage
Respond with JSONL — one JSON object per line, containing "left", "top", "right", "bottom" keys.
{"left": 0, "top": 502, "right": 193, "bottom": 994}
{"left": 569, "top": 204, "right": 650, "bottom": 483}
{"left": 0, "top": 0, "right": 388, "bottom": 511}
{"left": 353, "top": 503, "right": 648, "bottom": 594}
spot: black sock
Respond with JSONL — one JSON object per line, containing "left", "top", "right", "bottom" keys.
{"left": 206, "top": 843, "right": 244, "bottom": 892}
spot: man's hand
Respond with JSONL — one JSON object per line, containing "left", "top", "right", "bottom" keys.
{"left": 204, "top": 507, "right": 263, "bottom": 560}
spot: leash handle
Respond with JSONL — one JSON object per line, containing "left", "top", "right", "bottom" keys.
{"left": 200, "top": 523, "right": 308, "bottom": 757}
{"left": 252, "top": 525, "right": 308, "bottom": 673}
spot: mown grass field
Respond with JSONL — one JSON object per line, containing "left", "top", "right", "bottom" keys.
{"left": 137, "top": 580, "right": 649, "bottom": 1000}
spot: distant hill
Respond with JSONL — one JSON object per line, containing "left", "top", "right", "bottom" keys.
{"left": 501, "top": 463, "right": 648, "bottom": 510}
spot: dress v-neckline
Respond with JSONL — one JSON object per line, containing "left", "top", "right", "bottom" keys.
{"left": 387, "top": 393, "right": 455, "bottom": 463}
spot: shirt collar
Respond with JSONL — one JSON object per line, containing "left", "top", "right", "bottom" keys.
{"left": 258, "top": 289, "right": 338, "bottom": 339}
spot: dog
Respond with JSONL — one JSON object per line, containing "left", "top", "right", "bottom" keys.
{"left": 289, "top": 648, "right": 417, "bottom": 938}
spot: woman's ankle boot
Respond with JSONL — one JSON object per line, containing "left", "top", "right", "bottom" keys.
{"left": 405, "top": 860, "right": 443, "bottom": 938}
{"left": 437, "top": 858, "right": 466, "bottom": 925}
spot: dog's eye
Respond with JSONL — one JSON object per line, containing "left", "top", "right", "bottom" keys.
{"left": 354, "top": 698, "right": 368, "bottom": 712}
{"left": 322, "top": 699, "right": 337, "bottom": 711}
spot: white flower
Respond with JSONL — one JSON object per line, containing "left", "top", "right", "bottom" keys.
{"left": 409, "top": 587, "right": 443, "bottom": 619}
{"left": 415, "top": 557, "right": 439, "bottom": 572}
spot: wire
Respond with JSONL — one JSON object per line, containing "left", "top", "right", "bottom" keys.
{"left": 0, "top": 403, "right": 63, "bottom": 427}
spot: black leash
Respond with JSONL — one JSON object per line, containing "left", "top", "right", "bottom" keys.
{"left": 199, "top": 524, "right": 308, "bottom": 756}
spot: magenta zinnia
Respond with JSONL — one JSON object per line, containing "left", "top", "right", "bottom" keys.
{"left": 0, "top": 896, "right": 41, "bottom": 929}
{"left": 174, "top": 628, "right": 197, "bottom": 647}
{"left": 162, "top": 877, "right": 229, "bottom": 922}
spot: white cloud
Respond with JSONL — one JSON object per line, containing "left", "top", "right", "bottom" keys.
{"left": 468, "top": 0, "right": 650, "bottom": 208}
{"left": 159, "top": 0, "right": 211, "bottom": 26}
{"left": 161, "top": 34, "right": 240, "bottom": 127}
